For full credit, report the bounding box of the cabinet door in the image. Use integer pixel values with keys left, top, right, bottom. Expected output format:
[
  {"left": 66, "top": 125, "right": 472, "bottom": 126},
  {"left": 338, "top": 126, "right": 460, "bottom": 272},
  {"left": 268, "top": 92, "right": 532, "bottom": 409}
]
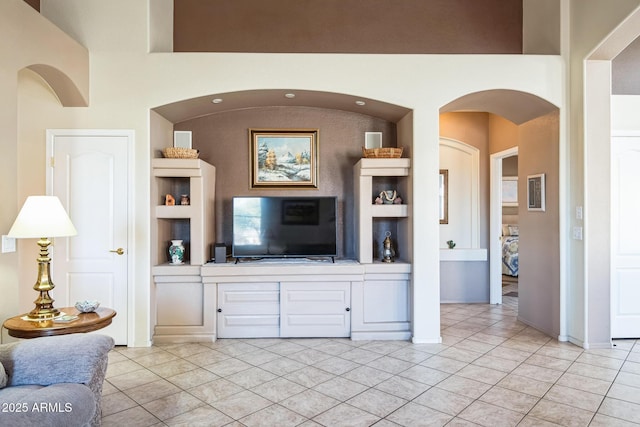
[
  {"left": 280, "top": 282, "right": 351, "bottom": 338},
  {"left": 351, "top": 279, "right": 411, "bottom": 340},
  {"left": 217, "top": 283, "right": 280, "bottom": 338}
]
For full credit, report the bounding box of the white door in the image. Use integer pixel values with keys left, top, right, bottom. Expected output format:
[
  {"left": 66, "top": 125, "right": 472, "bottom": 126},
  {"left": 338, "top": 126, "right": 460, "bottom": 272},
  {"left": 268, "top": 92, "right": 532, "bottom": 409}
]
[
  {"left": 611, "top": 134, "right": 640, "bottom": 338},
  {"left": 47, "top": 130, "right": 131, "bottom": 345}
]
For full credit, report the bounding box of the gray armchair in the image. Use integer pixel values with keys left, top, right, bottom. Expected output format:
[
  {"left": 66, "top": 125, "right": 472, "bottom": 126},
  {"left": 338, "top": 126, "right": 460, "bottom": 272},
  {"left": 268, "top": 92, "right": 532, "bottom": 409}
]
[{"left": 0, "top": 334, "right": 114, "bottom": 427}]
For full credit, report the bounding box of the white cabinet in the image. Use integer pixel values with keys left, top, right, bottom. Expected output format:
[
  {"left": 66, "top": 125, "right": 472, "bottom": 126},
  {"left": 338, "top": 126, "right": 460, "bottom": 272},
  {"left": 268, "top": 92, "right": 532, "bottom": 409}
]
[
  {"left": 351, "top": 264, "right": 411, "bottom": 340},
  {"left": 152, "top": 267, "right": 216, "bottom": 343},
  {"left": 151, "top": 158, "right": 216, "bottom": 343},
  {"left": 217, "top": 283, "right": 280, "bottom": 338},
  {"left": 280, "top": 282, "right": 351, "bottom": 338}
]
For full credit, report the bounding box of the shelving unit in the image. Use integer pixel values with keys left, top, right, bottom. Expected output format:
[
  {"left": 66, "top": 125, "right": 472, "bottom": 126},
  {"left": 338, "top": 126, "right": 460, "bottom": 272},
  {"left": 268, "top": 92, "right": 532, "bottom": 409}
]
[
  {"left": 352, "top": 158, "right": 412, "bottom": 340},
  {"left": 151, "top": 158, "right": 216, "bottom": 343},
  {"left": 354, "top": 158, "right": 411, "bottom": 263}
]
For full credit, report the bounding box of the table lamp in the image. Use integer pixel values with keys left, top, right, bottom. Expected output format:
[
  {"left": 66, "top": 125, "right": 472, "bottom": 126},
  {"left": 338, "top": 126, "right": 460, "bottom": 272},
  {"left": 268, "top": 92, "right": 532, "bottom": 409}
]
[{"left": 8, "top": 196, "right": 77, "bottom": 320}]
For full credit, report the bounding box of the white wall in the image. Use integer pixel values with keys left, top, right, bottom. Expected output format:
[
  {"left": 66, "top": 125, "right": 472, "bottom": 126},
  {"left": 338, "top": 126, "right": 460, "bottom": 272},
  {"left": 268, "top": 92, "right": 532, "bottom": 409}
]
[{"left": 3, "top": 0, "right": 567, "bottom": 345}]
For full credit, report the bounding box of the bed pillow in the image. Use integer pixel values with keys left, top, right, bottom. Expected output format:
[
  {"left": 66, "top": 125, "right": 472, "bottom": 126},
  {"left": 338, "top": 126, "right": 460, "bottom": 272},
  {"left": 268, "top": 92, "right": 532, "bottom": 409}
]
[
  {"left": 0, "top": 360, "right": 7, "bottom": 389},
  {"left": 502, "top": 225, "right": 511, "bottom": 236},
  {"left": 508, "top": 225, "right": 519, "bottom": 236}
]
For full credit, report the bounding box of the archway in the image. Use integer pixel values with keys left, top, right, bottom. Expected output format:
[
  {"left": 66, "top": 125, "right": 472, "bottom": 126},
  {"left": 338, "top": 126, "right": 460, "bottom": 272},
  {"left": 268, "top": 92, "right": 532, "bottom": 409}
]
[{"left": 440, "top": 89, "right": 560, "bottom": 338}]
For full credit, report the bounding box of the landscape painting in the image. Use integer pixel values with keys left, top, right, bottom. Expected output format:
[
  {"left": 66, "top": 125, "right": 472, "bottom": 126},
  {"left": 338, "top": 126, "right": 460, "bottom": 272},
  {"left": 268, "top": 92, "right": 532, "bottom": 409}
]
[{"left": 250, "top": 129, "right": 318, "bottom": 188}]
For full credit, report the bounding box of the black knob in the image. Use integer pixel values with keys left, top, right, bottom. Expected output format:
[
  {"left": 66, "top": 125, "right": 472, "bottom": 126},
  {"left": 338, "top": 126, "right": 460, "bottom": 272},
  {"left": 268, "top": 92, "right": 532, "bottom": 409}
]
[
  {"left": 217, "top": 308, "right": 222, "bottom": 313},
  {"left": 345, "top": 307, "right": 350, "bottom": 312}
]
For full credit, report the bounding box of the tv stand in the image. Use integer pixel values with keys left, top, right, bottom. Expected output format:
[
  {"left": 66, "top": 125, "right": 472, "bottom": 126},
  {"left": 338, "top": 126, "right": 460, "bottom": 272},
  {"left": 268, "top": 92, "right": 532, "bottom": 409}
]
[{"left": 234, "top": 256, "right": 335, "bottom": 264}]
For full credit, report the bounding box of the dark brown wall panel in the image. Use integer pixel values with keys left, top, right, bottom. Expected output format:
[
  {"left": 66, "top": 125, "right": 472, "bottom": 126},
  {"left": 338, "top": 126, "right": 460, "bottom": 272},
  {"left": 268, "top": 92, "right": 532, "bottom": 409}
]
[{"left": 174, "top": 0, "right": 522, "bottom": 53}]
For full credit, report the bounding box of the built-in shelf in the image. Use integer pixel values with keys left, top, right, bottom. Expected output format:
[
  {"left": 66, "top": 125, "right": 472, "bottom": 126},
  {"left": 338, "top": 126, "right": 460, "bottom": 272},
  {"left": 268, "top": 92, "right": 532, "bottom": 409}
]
[
  {"left": 371, "top": 204, "right": 408, "bottom": 217},
  {"left": 155, "top": 205, "right": 197, "bottom": 218},
  {"left": 439, "top": 248, "right": 487, "bottom": 261}
]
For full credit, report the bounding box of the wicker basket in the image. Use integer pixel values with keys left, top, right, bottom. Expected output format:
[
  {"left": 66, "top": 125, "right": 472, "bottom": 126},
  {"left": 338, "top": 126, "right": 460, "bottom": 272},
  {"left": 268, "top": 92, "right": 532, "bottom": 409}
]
[
  {"left": 362, "top": 147, "right": 403, "bottom": 158},
  {"left": 163, "top": 147, "right": 199, "bottom": 159}
]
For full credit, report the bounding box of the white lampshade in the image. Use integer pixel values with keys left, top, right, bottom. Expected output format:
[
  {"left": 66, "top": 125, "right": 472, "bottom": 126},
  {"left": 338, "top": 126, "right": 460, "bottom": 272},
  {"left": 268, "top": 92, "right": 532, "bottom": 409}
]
[{"left": 8, "top": 196, "right": 77, "bottom": 238}]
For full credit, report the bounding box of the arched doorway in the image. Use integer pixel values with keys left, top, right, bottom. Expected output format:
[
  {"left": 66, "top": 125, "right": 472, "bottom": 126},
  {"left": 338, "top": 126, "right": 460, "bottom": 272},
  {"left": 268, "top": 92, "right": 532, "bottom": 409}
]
[{"left": 440, "top": 90, "right": 560, "bottom": 338}]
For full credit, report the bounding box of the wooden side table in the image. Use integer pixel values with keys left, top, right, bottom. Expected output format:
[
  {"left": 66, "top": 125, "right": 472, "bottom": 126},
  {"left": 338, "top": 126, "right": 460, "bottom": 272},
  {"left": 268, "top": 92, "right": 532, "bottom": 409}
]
[{"left": 3, "top": 307, "right": 116, "bottom": 339}]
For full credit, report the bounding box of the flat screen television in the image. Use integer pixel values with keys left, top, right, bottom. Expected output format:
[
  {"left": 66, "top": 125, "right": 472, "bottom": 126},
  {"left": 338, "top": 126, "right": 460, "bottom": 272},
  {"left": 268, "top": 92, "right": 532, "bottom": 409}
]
[{"left": 232, "top": 196, "right": 337, "bottom": 260}]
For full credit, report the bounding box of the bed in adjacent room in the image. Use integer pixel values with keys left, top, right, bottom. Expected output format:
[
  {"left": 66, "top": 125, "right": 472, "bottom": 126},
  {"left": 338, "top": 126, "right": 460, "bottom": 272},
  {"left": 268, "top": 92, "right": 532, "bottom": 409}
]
[{"left": 502, "top": 224, "right": 519, "bottom": 277}]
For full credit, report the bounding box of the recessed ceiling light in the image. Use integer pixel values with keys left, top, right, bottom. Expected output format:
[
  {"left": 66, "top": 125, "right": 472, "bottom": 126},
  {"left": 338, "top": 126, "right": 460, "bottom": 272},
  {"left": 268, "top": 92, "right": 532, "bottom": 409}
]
[
  {"left": 211, "top": 98, "right": 223, "bottom": 104},
  {"left": 285, "top": 93, "right": 296, "bottom": 99},
  {"left": 355, "top": 100, "right": 366, "bottom": 106}
]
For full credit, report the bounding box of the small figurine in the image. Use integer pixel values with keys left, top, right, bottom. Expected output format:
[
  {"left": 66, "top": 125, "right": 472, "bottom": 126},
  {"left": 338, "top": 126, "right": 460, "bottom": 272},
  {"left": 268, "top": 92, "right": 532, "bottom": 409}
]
[
  {"left": 374, "top": 196, "right": 383, "bottom": 205},
  {"left": 447, "top": 240, "right": 456, "bottom": 249},
  {"left": 180, "top": 194, "right": 190, "bottom": 205},
  {"left": 165, "top": 194, "right": 175, "bottom": 206},
  {"left": 382, "top": 231, "right": 396, "bottom": 263},
  {"left": 380, "top": 190, "right": 398, "bottom": 204}
]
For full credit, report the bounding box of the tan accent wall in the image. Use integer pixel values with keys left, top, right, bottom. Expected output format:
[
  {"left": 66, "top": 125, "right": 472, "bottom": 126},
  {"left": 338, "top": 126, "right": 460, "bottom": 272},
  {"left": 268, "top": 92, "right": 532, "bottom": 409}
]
[
  {"left": 175, "top": 107, "right": 396, "bottom": 259},
  {"left": 517, "top": 111, "right": 560, "bottom": 337}
]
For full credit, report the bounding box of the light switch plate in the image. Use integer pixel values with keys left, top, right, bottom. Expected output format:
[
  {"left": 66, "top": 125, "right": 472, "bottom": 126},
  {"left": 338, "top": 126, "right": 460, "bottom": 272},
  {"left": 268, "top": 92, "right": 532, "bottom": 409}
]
[
  {"left": 572, "top": 227, "right": 583, "bottom": 240},
  {"left": 2, "top": 235, "right": 16, "bottom": 253}
]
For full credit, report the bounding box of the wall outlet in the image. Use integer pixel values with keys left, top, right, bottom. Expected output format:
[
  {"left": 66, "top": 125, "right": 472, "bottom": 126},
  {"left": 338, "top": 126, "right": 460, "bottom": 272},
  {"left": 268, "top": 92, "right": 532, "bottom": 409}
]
[
  {"left": 572, "top": 226, "right": 583, "bottom": 240},
  {"left": 2, "top": 235, "right": 16, "bottom": 253}
]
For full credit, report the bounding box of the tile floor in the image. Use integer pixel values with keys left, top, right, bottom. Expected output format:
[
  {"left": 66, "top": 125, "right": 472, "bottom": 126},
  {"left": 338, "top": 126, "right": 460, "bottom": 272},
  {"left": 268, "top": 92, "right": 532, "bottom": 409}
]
[{"left": 102, "top": 294, "right": 640, "bottom": 426}]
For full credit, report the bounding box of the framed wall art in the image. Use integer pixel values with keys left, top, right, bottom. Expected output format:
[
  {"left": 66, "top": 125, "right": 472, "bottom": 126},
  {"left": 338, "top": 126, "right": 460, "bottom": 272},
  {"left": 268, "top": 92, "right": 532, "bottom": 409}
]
[
  {"left": 439, "top": 169, "right": 448, "bottom": 224},
  {"left": 502, "top": 176, "right": 518, "bottom": 206},
  {"left": 527, "top": 173, "right": 545, "bottom": 211},
  {"left": 249, "top": 129, "right": 319, "bottom": 189}
]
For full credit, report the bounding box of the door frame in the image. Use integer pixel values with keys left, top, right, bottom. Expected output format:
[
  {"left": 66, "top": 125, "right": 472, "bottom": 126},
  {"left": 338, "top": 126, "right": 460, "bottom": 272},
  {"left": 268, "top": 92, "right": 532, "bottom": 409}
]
[
  {"left": 46, "top": 129, "right": 135, "bottom": 346},
  {"left": 489, "top": 146, "right": 518, "bottom": 305}
]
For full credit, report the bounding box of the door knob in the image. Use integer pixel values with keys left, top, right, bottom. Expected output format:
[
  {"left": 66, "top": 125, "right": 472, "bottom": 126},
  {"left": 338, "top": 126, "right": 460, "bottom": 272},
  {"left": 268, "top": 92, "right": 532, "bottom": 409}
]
[{"left": 109, "top": 248, "right": 125, "bottom": 255}]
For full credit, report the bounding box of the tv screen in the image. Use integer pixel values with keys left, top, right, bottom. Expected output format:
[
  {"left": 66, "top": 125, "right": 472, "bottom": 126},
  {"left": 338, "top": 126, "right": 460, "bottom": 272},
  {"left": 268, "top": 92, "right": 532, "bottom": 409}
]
[{"left": 232, "top": 196, "right": 337, "bottom": 259}]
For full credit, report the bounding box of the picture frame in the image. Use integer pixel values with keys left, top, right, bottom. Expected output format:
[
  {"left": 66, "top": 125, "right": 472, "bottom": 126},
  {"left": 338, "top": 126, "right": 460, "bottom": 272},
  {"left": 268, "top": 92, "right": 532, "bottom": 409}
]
[
  {"left": 502, "top": 176, "right": 518, "bottom": 206},
  {"left": 527, "top": 173, "right": 546, "bottom": 211},
  {"left": 249, "top": 129, "right": 318, "bottom": 189},
  {"left": 173, "top": 130, "right": 192, "bottom": 149},
  {"left": 439, "top": 169, "right": 448, "bottom": 224}
]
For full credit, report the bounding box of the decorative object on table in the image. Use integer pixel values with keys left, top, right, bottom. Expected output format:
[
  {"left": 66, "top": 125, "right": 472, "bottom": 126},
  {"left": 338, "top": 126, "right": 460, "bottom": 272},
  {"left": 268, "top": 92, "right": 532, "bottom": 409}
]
[
  {"left": 75, "top": 300, "right": 100, "bottom": 313},
  {"left": 527, "top": 173, "right": 546, "bottom": 211},
  {"left": 382, "top": 231, "right": 396, "bottom": 263},
  {"left": 362, "top": 146, "right": 403, "bottom": 158},
  {"left": 53, "top": 314, "right": 79, "bottom": 323},
  {"left": 165, "top": 194, "right": 175, "bottom": 206},
  {"left": 169, "top": 239, "right": 185, "bottom": 264},
  {"left": 447, "top": 240, "right": 456, "bottom": 249},
  {"left": 249, "top": 128, "right": 319, "bottom": 188},
  {"left": 439, "top": 169, "right": 449, "bottom": 224},
  {"left": 180, "top": 194, "right": 190, "bottom": 205},
  {"left": 374, "top": 196, "right": 383, "bottom": 204},
  {"left": 162, "top": 147, "right": 199, "bottom": 159},
  {"left": 379, "top": 190, "right": 402, "bottom": 204},
  {"left": 7, "top": 196, "right": 77, "bottom": 320}
]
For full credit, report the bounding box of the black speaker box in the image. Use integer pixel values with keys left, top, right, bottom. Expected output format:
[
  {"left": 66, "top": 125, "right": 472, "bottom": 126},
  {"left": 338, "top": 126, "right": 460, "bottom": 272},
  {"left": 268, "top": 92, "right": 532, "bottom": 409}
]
[{"left": 214, "top": 243, "right": 227, "bottom": 263}]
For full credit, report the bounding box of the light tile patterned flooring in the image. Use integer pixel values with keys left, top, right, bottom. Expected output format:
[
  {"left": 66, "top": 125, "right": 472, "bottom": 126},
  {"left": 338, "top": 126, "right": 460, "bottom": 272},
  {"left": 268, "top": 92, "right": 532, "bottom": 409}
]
[{"left": 102, "top": 295, "right": 640, "bottom": 426}]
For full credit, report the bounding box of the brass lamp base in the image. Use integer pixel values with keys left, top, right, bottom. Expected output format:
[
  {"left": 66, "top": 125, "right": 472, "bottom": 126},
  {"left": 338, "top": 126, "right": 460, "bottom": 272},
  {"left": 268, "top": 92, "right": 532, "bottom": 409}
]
[{"left": 25, "top": 237, "right": 60, "bottom": 320}]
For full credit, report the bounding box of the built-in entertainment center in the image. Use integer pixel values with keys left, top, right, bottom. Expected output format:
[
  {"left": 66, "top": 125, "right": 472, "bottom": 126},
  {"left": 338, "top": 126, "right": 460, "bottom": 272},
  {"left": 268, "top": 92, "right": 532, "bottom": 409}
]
[{"left": 151, "top": 156, "right": 411, "bottom": 343}]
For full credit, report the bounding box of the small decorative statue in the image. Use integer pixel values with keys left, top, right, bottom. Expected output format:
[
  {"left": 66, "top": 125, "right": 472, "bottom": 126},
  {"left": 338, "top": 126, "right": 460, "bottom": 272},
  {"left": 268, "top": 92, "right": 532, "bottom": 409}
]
[
  {"left": 446, "top": 240, "right": 456, "bottom": 249},
  {"left": 382, "top": 231, "right": 396, "bottom": 263},
  {"left": 379, "top": 190, "right": 397, "bottom": 204},
  {"left": 165, "top": 194, "right": 175, "bottom": 206},
  {"left": 180, "top": 194, "right": 190, "bottom": 205}
]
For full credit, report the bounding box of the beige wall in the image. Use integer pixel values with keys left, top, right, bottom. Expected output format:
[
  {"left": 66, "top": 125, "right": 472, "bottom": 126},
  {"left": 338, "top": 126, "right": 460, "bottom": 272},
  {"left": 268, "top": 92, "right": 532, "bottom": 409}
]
[
  {"left": 2, "top": 0, "right": 571, "bottom": 345},
  {"left": 518, "top": 111, "right": 561, "bottom": 337}
]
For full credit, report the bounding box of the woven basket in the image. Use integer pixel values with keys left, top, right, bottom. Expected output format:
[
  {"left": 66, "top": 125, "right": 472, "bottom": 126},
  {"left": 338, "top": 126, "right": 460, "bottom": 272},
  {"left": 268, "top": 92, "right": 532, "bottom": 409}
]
[
  {"left": 362, "top": 147, "right": 403, "bottom": 158},
  {"left": 163, "top": 147, "right": 199, "bottom": 159}
]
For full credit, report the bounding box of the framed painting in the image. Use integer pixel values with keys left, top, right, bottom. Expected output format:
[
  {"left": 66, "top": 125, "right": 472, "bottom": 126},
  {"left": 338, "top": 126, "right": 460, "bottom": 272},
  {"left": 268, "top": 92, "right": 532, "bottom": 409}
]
[
  {"left": 249, "top": 129, "right": 318, "bottom": 189},
  {"left": 502, "top": 176, "right": 518, "bottom": 206},
  {"left": 527, "top": 173, "right": 545, "bottom": 211},
  {"left": 439, "top": 169, "right": 448, "bottom": 224}
]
